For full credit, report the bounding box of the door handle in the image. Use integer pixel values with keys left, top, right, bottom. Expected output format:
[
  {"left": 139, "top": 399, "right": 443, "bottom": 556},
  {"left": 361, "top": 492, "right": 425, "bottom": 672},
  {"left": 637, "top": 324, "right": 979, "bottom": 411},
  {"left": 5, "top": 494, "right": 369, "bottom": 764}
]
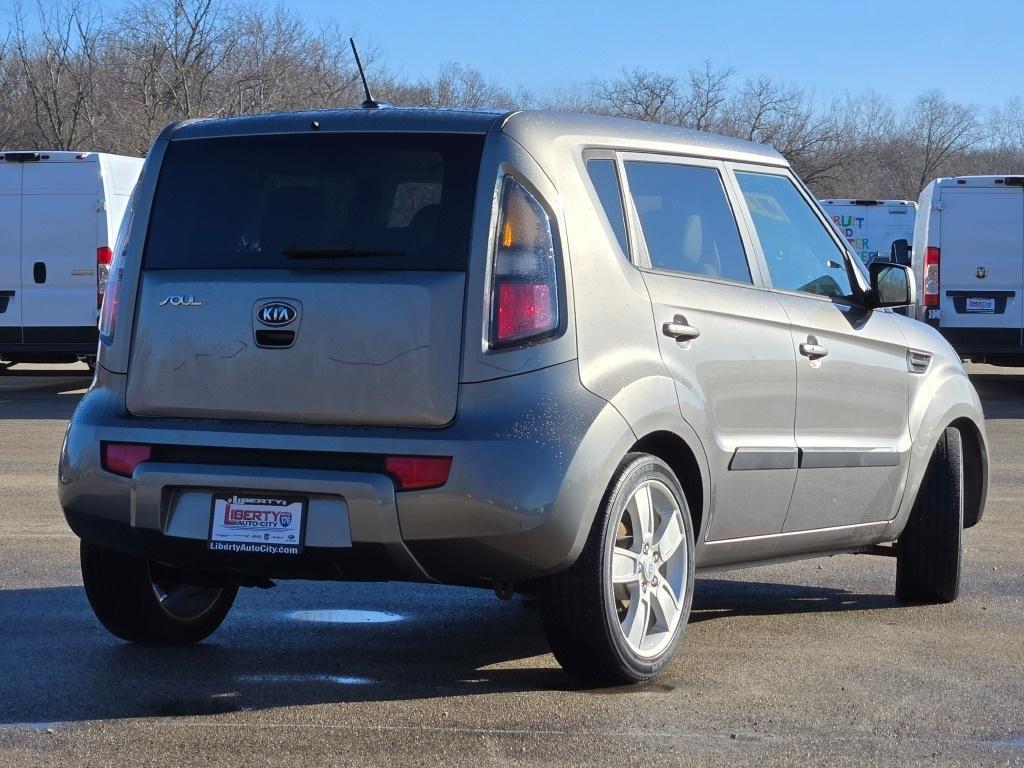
[
  {"left": 33, "top": 262, "right": 46, "bottom": 284},
  {"left": 662, "top": 316, "right": 701, "bottom": 342},
  {"left": 799, "top": 341, "right": 828, "bottom": 359}
]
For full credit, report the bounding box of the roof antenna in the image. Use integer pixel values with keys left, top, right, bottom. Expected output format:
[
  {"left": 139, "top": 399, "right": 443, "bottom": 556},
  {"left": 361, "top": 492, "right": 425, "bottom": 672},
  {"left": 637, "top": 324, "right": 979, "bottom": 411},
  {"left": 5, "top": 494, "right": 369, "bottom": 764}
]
[{"left": 350, "top": 38, "right": 381, "bottom": 109}]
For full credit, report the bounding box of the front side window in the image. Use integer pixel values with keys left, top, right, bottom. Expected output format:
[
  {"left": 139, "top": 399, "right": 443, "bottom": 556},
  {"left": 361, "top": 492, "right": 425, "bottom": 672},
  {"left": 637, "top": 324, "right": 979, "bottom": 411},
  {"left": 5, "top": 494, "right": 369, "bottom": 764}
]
[
  {"left": 623, "top": 161, "right": 752, "bottom": 284},
  {"left": 735, "top": 172, "right": 856, "bottom": 300}
]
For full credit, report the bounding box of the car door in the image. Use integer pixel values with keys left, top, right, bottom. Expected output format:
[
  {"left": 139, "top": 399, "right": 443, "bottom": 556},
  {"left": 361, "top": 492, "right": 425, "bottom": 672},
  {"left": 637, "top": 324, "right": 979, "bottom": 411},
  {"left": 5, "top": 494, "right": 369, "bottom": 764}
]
[
  {"left": 0, "top": 163, "right": 22, "bottom": 344},
  {"left": 937, "top": 184, "right": 1024, "bottom": 352},
  {"left": 20, "top": 160, "right": 101, "bottom": 333},
  {"left": 730, "top": 165, "right": 911, "bottom": 532},
  {"left": 618, "top": 153, "right": 798, "bottom": 542}
]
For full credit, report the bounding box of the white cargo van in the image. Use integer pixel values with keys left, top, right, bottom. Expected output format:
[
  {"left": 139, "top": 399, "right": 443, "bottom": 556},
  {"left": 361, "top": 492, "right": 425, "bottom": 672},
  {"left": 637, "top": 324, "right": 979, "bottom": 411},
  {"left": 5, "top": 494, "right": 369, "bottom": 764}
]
[
  {"left": 818, "top": 199, "right": 917, "bottom": 265},
  {"left": 912, "top": 175, "right": 1024, "bottom": 365},
  {"left": 0, "top": 151, "right": 143, "bottom": 366}
]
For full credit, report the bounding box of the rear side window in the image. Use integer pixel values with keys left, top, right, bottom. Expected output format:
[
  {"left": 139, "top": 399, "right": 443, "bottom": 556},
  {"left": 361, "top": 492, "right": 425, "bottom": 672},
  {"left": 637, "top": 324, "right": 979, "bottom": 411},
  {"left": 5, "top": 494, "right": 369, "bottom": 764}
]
[
  {"left": 585, "top": 159, "right": 629, "bottom": 255},
  {"left": 735, "top": 172, "right": 856, "bottom": 300},
  {"left": 144, "top": 133, "right": 484, "bottom": 271},
  {"left": 623, "top": 162, "right": 751, "bottom": 284}
]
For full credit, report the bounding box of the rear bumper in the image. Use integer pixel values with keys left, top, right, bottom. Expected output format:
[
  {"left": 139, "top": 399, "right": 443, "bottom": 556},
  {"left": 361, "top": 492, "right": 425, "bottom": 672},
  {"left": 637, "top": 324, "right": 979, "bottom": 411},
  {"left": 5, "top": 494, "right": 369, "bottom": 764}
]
[
  {"left": 936, "top": 326, "right": 1024, "bottom": 362},
  {"left": 0, "top": 325, "right": 98, "bottom": 360},
  {"left": 59, "top": 360, "right": 635, "bottom": 585}
]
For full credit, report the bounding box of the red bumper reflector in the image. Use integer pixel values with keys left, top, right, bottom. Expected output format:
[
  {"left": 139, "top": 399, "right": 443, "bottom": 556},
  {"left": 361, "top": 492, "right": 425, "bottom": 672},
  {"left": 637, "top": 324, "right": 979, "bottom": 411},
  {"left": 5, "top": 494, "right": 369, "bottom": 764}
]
[
  {"left": 102, "top": 443, "right": 152, "bottom": 477},
  {"left": 384, "top": 456, "right": 452, "bottom": 491}
]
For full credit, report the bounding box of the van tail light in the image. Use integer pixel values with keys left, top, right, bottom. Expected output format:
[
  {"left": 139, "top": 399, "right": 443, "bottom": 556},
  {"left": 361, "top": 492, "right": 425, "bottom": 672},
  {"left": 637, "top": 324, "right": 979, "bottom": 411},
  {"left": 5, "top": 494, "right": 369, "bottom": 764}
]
[
  {"left": 96, "top": 246, "right": 112, "bottom": 310},
  {"left": 923, "top": 246, "right": 940, "bottom": 307},
  {"left": 385, "top": 456, "right": 452, "bottom": 491},
  {"left": 102, "top": 442, "right": 152, "bottom": 477},
  {"left": 488, "top": 177, "right": 560, "bottom": 348}
]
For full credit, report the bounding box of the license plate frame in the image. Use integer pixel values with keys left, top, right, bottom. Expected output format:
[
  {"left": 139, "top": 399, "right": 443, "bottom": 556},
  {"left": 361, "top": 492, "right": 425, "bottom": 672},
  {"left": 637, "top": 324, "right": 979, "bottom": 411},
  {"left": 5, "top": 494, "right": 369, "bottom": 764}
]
[
  {"left": 208, "top": 493, "right": 307, "bottom": 555},
  {"left": 965, "top": 297, "right": 996, "bottom": 313}
]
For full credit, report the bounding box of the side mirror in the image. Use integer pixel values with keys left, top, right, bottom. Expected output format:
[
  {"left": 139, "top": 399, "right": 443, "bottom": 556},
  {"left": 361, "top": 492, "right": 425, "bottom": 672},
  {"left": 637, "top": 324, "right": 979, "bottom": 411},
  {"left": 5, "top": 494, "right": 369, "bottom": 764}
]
[
  {"left": 870, "top": 262, "right": 915, "bottom": 308},
  {"left": 890, "top": 238, "right": 911, "bottom": 266}
]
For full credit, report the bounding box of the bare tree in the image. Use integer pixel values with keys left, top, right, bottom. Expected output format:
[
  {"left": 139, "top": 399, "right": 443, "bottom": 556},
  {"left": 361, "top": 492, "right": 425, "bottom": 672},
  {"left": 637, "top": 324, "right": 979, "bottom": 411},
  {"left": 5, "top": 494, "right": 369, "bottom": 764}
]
[
  {"left": 902, "top": 90, "right": 985, "bottom": 191},
  {"left": 2, "top": 0, "right": 1022, "bottom": 204},
  {"left": 684, "top": 60, "right": 733, "bottom": 132},
  {"left": 385, "top": 62, "right": 526, "bottom": 110},
  {"left": 11, "top": 0, "right": 102, "bottom": 149},
  {"left": 593, "top": 68, "right": 684, "bottom": 123}
]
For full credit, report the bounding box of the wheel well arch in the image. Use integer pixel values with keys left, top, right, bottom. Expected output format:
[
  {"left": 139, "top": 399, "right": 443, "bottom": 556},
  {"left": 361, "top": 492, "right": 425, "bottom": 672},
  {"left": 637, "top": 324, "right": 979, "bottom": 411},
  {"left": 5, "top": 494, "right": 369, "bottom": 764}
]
[
  {"left": 630, "top": 430, "right": 705, "bottom": 540},
  {"left": 949, "top": 417, "right": 986, "bottom": 528}
]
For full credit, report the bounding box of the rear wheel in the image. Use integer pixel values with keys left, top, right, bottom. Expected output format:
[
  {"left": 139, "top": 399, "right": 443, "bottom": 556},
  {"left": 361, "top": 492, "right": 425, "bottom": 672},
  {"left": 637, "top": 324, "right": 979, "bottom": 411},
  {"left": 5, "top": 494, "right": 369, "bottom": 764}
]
[
  {"left": 80, "top": 541, "right": 237, "bottom": 644},
  {"left": 541, "top": 453, "right": 695, "bottom": 684},
  {"left": 896, "top": 427, "right": 963, "bottom": 604}
]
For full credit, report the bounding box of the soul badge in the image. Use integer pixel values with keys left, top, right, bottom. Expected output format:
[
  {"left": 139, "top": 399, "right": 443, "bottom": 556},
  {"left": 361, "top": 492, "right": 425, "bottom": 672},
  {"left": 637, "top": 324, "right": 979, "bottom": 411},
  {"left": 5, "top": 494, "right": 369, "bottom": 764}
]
[{"left": 208, "top": 494, "right": 305, "bottom": 555}]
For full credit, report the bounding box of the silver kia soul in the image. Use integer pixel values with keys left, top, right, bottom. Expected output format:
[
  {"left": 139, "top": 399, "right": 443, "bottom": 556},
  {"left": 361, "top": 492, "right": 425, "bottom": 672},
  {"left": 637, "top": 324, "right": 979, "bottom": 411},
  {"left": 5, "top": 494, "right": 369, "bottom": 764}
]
[{"left": 60, "top": 108, "right": 989, "bottom": 683}]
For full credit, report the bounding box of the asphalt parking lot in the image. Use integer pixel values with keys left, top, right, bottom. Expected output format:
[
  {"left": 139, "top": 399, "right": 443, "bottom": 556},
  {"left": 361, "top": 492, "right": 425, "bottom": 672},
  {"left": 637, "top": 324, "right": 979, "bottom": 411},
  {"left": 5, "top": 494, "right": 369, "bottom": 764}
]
[{"left": 0, "top": 365, "right": 1021, "bottom": 767}]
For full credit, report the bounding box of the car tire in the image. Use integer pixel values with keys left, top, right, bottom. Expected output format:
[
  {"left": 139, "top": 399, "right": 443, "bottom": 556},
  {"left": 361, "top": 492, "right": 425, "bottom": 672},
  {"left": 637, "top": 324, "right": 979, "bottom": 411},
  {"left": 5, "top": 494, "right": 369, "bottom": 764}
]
[
  {"left": 896, "top": 427, "right": 963, "bottom": 604},
  {"left": 80, "top": 541, "right": 238, "bottom": 645},
  {"left": 540, "top": 453, "right": 695, "bottom": 685}
]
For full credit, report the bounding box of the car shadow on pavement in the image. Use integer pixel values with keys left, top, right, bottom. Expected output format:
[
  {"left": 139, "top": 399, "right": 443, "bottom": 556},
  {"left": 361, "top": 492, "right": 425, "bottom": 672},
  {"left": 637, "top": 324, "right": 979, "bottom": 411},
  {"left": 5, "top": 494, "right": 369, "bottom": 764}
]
[
  {"left": 0, "top": 582, "right": 563, "bottom": 725},
  {"left": 0, "top": 380, "right": 86, "bottom": 421},
  {"left": 689, "top": 578, "right": 895, "bottom": 622},
  {"left": 0, "top": 576, "right": 898, "bottom": 724}
]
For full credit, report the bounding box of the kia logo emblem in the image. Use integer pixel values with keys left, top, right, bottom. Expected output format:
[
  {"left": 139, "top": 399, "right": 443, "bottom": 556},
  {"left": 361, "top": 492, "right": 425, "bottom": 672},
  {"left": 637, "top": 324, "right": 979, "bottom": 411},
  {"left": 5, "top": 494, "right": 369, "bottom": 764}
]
[{"left": 256, "top": 302, "right": 297, "bottom": 326}]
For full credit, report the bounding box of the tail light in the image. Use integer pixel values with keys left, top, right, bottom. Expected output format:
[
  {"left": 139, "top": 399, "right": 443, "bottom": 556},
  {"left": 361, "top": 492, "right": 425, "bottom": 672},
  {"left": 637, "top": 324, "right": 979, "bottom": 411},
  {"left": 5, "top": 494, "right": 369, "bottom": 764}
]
[
  {"left": 99, "top": 188, "right": 137, "bottom": 340},
  {"left": 487, "top": 177, "right": 559, "bottom": 348},
  {"left": 96, "top": 246, "right": 112, "bottom": 310},
  {"left": 923, "top": 246, "right": 940, "bottom": 307},
  {"left": 98, "top": 250, "right": 122, "bottom": 339},
  {"left": 384, "top": 456, "right": 452, "bottom": 491},
  {"left": 102, "top": 442, "right": 152, "bottom": 477}
]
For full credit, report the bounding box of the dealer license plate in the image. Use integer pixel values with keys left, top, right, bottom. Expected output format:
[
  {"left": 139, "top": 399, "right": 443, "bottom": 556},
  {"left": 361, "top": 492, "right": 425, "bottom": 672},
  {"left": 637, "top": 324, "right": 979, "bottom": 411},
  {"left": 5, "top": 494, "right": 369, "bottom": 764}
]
[
  {"left": 208, "top": 494, "right": 306, "bottom": 555},
  {"left": 965, "top": 297, "right": 995, "bottom": 313}
]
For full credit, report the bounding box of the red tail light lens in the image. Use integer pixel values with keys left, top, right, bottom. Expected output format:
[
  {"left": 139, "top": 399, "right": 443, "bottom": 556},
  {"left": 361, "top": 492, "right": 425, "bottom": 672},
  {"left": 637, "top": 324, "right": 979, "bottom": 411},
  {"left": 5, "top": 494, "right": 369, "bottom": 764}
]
[
  {"left": 96, "top": 246, "right": 112, "bottom": 310},
  {"left": 102, "top": 443, "right": 152, "bottom": 477},
  {"left": 497, "top": 282, "right": 554, "bottom": 342},
  {"left": 384, "top": 456, "right": 452, "bottom": 491},
  {"left": 488, "top": 177, "right": 559, "bottom": 348},
  {"left": 923, "top": 246, "right": 940, "bottom": 307}
]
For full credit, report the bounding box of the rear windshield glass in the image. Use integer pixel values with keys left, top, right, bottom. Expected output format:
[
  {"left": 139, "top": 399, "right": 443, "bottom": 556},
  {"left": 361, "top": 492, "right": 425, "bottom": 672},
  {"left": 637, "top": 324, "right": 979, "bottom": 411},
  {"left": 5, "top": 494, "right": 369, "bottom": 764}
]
[{"left": 144, "top": 133, "right": 485, "bottom": 271}]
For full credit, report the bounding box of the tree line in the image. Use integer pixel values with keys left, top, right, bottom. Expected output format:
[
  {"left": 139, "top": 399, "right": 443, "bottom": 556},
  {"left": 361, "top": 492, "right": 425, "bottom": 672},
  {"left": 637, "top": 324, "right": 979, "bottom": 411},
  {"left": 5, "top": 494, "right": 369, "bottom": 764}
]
[{"left": 3, "top": 0, "right": 1022, "bottom": 199}]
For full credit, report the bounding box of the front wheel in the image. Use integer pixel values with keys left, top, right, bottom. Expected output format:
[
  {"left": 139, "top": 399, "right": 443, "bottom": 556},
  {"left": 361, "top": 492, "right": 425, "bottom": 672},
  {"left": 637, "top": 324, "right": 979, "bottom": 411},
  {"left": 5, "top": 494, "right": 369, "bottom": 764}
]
[
  {"left": 541, "top": 453, "right": 696, "bottom": 684},
  {"left": 81, "top": 541, "right": 238, "bottom": 645},
  {"left": 896, "top": 427, "right": 963, "bottom": 604}
]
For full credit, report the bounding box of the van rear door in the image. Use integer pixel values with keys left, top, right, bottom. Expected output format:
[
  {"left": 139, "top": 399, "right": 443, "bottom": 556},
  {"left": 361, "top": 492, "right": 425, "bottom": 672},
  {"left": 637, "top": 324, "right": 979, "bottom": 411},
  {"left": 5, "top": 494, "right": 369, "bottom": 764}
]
[
  {"left": 938, "top": 183, "right": 1024, "bottom": 351},
  {"left": 0, "top": 163, "right": 22, "bottom": 344},
  {"left": 20, "top": 158, "right": 101, "bottom": 337},
  {"left": 125, "top": 132, "right": 483, "bottom": 427}
]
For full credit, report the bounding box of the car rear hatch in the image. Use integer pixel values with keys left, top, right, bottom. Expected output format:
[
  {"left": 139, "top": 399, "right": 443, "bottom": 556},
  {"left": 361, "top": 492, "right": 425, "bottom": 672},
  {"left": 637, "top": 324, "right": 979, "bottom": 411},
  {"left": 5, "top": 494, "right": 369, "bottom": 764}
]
[{"left": 125, "top": 132, "right": 484, "bottom": 427}]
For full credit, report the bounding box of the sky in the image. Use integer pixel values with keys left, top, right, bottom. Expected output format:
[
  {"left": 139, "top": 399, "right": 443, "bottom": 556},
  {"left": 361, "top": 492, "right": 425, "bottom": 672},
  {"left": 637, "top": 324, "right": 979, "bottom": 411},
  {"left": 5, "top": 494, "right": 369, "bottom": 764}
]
[{"left": 300, "top": 0, "right": 1024, "bottom": 109}]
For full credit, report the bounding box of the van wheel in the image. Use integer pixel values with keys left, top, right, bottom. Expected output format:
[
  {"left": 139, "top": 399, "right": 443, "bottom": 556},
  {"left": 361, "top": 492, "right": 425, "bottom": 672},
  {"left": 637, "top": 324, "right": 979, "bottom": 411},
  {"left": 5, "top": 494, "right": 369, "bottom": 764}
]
[
  {"left": 896, "top": 427, "right": 963, "bottom": 604},
  {"left": 541, "top": 453, "right": 695, "bottom": 684},
  {"left": 80, "top": 541, "right": 237, "bottom": 645}
]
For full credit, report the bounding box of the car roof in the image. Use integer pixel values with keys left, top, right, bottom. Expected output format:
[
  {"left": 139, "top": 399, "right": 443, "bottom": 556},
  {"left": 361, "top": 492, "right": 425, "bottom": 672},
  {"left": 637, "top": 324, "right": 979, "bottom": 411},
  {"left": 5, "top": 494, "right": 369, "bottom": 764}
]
[
  {"left": 167, "top": 107, "right": 785, "bottom": 165},
  {"left": 930, "top": 175, "right": 1024, "bottom": 189},
  {"left": 502, "top": 111, "right": 786, "bottom": 166},
  {"left": 819, "top": 199, "right": 917, "bottom": 207}
]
